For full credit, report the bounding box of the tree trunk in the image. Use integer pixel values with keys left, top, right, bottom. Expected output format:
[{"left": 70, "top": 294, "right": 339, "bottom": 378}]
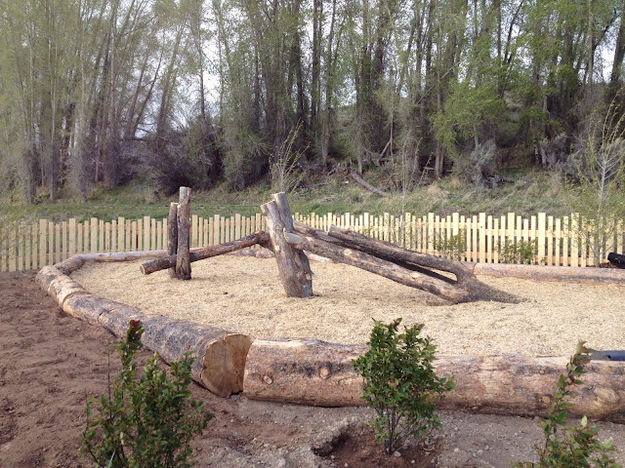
[
  {"left": 261, "top": 192, "right": 313, "bottom": 297},
  {"left": 36, "top": 265, "right": 88, "bottom": 307},
  {"left": 243, "top": 338, "right": 367, "bottom": 406},
  {"left": 176, "top": 187, "right": 191, "bottom": 280},
  {"left": 139, "top": 315, "right": 252, "bottom": 397},
  {"left": 140, "top": 232, "right": 272, "bottom": 275},
  {"left": 243, "top": 338, "right": 625, "bottom": 422},
  {"left": 292, "top": 224, "right": 519, "bottom": 303},
  {"left": 168, "top": 202, "right": 179, "bottom": 278}
]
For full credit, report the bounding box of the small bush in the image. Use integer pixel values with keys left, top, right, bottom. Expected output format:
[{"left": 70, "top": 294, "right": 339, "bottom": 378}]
[
  {"left": 81, "top": 320, "right": 212, "bottom": 467},
  {"left": 352, "top": 318, "right": 454, "bottom": 455},
  {"left": 499, "top": 239, "right": 537, "bottom": 264},
  {"left": 434, "top": 229, "right": 467, "bottom": 260},
  {"left": 514, "top": 341, "right": 621, "bottom": 468}
]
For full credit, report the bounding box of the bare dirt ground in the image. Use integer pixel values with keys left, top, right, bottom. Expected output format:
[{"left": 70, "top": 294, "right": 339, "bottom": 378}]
[
  {"left": 2, "top": 269, "right": 625, "bottom": 467},
  {"left": 72, "top": 255, "right": 625, "bottom": 356}
]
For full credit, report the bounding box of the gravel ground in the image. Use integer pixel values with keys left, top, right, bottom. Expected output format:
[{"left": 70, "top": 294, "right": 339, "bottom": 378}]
[{"left": 72, "top": 255, "right": 625, "bottom": 356}]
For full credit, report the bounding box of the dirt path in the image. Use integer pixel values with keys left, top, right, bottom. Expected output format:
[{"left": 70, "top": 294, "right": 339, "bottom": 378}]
[{"left": 2, "top": 272, "right": 625, "bottom": 467}]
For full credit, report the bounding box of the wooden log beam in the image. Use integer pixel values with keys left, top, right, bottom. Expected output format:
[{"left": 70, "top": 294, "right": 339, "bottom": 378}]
[
  {"left": 140, "top": 232, "right": 272, "bottom": 275},
  {"left": 168, "top": 202, "right": 179, "bottom": 278},
  {"left": 35, "top": 265, "right": 89, "bottom": 306},
  {"left": 300, "top": 224, "right": 519, "bottom": 303},
  {"left": 261, "top": 193, "right": 313, "bottom": 297},
  {"left": 176, "top": 187, "right": 192, "bottom": 280},
  {"left": 470, "top": 262, "right": 625, "bottom": 285},
  {"left": 289, "top": 231, "right": 471, "bottom": 303},
  {"left": 243, "top": 338, "right": 625, "bottom": 422}
]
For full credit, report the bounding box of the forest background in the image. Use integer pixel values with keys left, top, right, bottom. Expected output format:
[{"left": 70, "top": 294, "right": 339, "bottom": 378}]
[{"left": 1, "top": 0, "right": 625, "bottom": 221}]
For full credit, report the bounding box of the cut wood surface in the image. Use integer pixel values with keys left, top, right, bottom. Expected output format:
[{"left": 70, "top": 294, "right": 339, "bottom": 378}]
[
  {"left": 140, "top": 316, "right": 252, "bottom": 397},
  {"left": 243, "top": 338, "right": 367, "bottom": 406},
  {"left": 176, "top": 186, "right": 192, "bottom": 280},
  {"left": 261, "top": 193, "right": 313, "bottom": 297},
  {"left": 470, "top": 262, "right": 625, "bottom": 284},
  {"left": 140, "top": 232, "right": 272, "bottom": 275},
  {"left": 243, "top": 339, "right": 625, "bottom": 422}
]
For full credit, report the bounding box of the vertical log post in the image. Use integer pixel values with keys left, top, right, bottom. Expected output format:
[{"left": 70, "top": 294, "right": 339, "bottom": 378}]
[
  {"left": 167, "top": 202, "right": 179, "bottom": 278},
  {"left": 261, "top": 192, "right": 313, "bottom": 297},
  {"left": 176, "top": 187, "right": 192, "bottom": 280}
]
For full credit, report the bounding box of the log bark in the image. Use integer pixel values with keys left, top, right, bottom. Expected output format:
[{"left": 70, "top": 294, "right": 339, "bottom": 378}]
[
  {"left": 261, "top": 193, "right": 313, "bottom": 297},
  {"left": 243, "top": 339, "right": 625, "bottom": 422},
  {"left": 288, "top": 224, "right": 516, "bottom": 303},
  {"left": 139, "top": 315, "right": 252, "bottom": 397},
  {"left": 54, "top": 251, "right": 166, "bottom": 275},
  {"left": 470, "top": 262, "right": 625, "bottom": 285},
  {"left": 168, "top": 202, "right": 179, "bottom": 278},
  {"left": 140, "top": 232, "right": 272, "bottom": 275},
  {"left": 243, "top": 338, "right": 367, "bottom": 406},
  {"left": 35, "top": 265, "right": 88, "bottom": 306},
  {"left": 323, "top": 225, "right": 519, "bottom": 303},
  {"left": 176, "top": 187, "right": 191, "bottom": 280}
]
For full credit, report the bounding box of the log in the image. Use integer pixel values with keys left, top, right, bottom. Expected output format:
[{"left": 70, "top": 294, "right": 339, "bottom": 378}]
[
  {"left": 261, "top": 193, "right": 313, "bottom": 297},
  {"left": 470, "top": 262, "right": 625, "bottom": 285},
  {"left": 243, "top": 339, "right": 625, "bottom": 422},
  {"left": 35, "top": 265, "right": 88, "bottom": 306},
  {"left": 140, "top": 232, "right": 272, "bottom": 275},
  {"left": 168, "top": 202, "right": 179, "bottom": 278},
  {"left": 55, "top": 251, "right": 166, "bottom": 275},
  {"left": 323, "top": 225, "right": 519, "bottom": 303},
  {"left": 348, "top": 171, "right": 390, "bottom": 197},
  {"left": 243, "top": 338, "right": 368, "bottom": 406},
  {"left": 139, "top": 315, "right": 252, "bottom": 397},
  {"left": 176, "top": 187, "right": 191, "bottom": 280},
  {"left": 608, "top": 252, "right": 625, "bottom": 269}
]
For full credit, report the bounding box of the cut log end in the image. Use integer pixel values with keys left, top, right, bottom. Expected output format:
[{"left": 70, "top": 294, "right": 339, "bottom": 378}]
[{"left": 202, "top": 334, "right": 253, "bottom": 397}]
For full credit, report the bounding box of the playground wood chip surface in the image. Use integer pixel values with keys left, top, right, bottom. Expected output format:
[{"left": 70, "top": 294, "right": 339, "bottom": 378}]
[{"left": 71, "top": 255, "right": 625, "bottom": 357}]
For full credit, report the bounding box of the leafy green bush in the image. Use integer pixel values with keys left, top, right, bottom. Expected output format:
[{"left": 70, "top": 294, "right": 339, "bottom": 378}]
[
  {"left": 434, "top": 229, "right": 467, "bottom": 260},
  {"left": 500, "top": 238, "right": 537, "bottom": 264},
  {"left": 352, "top": 318, "right": 455, "bottom": 455},
  {"left": 81, "top": 320, "right": 212, "bottom": 467},
  {"left": 514, "top": 342, "right": 621, "bottom": 468}
]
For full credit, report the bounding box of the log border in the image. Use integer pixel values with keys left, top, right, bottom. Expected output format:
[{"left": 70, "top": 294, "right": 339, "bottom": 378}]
[{"left": 36, "top": 253, "right": 625, "bottom": 422}]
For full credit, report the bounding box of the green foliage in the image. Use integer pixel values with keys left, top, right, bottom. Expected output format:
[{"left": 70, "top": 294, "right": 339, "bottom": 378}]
[
  {"left": 513, "top": 342, "right": 621, "bottom": 468},
  {"left": 434, "top": 229, "right": 467, "bottom": 260},
  {"left": 499, "top": 239, "right": 537, "bottom": 264},
  {"left": 81, "top": 321, "right": 212, "bottom": 468},
  {"left": 352, "top": 318, "right": 455, "bottom": 455}
]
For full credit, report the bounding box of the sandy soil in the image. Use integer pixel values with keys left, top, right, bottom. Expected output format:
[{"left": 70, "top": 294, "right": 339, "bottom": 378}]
[
  {"left": 72, "top": 255, "right": 625, "bottom": 356},
  {"left": 3, "top": 271, "right": 625, "bottom": 468}
]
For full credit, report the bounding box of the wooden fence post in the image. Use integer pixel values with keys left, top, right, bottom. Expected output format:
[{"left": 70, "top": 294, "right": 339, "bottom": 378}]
[{"left": 176, "top": 187, "right": 192, "bottom": 280}]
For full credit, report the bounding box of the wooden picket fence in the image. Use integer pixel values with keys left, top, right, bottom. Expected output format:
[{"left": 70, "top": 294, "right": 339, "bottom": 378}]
[{"left": 1, "top": 212, "right": 624, "bottom": 272}]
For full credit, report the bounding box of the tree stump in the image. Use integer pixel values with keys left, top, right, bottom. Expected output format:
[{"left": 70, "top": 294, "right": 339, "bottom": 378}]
[
  {"left": 175, "top": 187, "right": 191, "bottom": 280},
  {"left": 260, "top": 192, "right": 313, "bottom": 297}
]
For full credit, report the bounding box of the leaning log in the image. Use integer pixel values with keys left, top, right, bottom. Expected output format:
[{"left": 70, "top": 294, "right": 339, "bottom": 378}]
[
  {"left": 288, "top": 224, "right": 516, "bottom": 303},
  {"left": 140, "top": 232, "right": 272, "bottom": 275},
  {"left": 168, "top": 202, "right": 179, "bottom": 278},
  {"left": 243, "top": 339, "right": 625, "bottom": 422},
  {"left": 176, "top": 187, "right": 192, "bottom": 280},
  {"left": 261, "top": 192, "right": 313, "bottom": 297},
  {"left": 323, "top": 225, "right": 519, "bottom": 303}
]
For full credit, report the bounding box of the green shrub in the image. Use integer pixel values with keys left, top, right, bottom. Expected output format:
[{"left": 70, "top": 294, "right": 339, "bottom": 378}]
[
  {"left": 352, "top": 318, "right": 454, "bottom": 455},
  {"left": 81, "top": 320, "right": 212, "bottom": 467},
  {"left": 434, "top": 229, "right": 467, "bottom": 260},
  {"left": 514, "top": 341, "right": 621, "bottom": 468},
  {"left": 500, "top": 238, "right": 537, "bottom": 264}
]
